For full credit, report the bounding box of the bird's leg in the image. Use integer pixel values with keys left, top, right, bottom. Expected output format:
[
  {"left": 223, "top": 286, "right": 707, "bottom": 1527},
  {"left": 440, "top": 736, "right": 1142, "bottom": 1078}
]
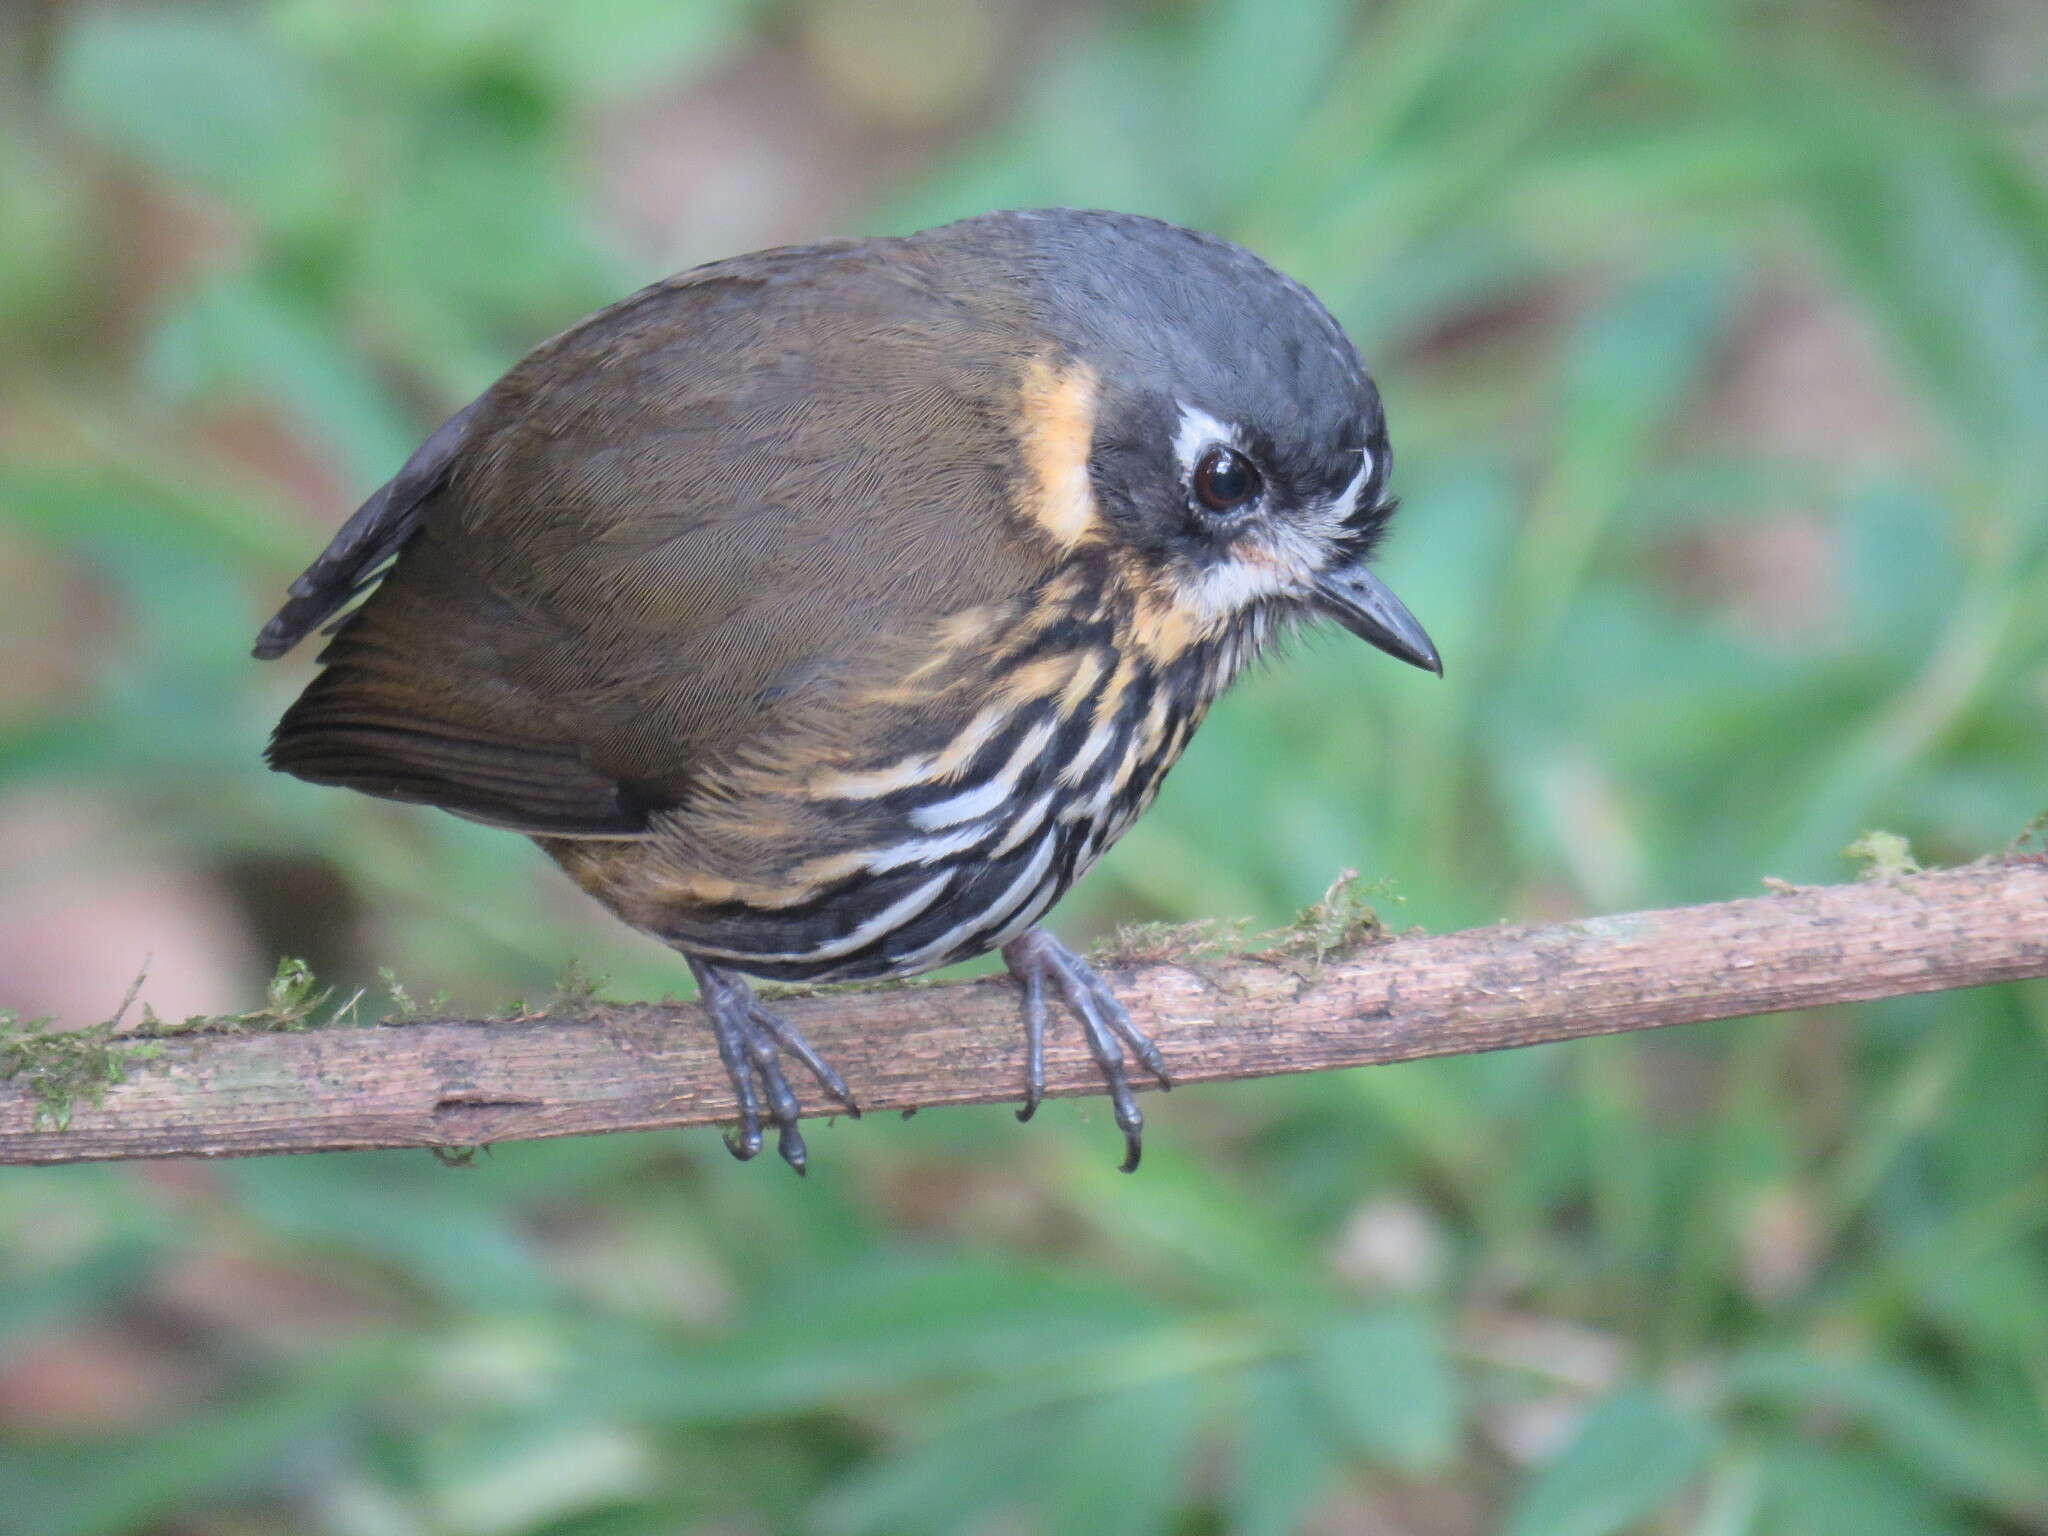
[
  {"left": 702, "top": 981, "right": 765, "bottom": 1163},
  {"left": 1000, "top": 928, "right": 1173, "bottom": 1173},
  {"left": 1013, "top": 956, "right": 1048, "bottom": 1124},
  {"left": 751, "top": 1010, "right": 859, "bottom": 1115},
  {"left": 686, "top": 958, "right": 861, "bottom": 1174}
]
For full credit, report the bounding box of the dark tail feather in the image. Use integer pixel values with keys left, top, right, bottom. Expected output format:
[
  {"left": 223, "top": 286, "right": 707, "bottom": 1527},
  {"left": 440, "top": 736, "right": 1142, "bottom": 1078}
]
[
  {"left": 253, "top": 397, "right": 483, "bottom": 660},
  {"left": 266, "top": 664, "right": 649, "bottom": 837}
]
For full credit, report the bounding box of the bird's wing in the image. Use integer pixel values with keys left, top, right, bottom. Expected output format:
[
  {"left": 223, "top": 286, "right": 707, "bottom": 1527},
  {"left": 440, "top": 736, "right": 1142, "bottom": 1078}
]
[
  {"left": 250, "top": 396, "right": 483, "bottom": 661},
  {"left": 260, "top": 242, "right": 1034, "bottom": 838}
]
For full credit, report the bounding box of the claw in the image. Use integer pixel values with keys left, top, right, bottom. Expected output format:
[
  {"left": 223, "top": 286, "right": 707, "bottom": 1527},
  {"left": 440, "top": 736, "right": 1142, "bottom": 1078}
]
[
  {"left": 777, "top": 1124, "right": 808, "bottom": 1174},
  {"left": 1090, "top": 974, "right": 1172, "bottom": 1091},
  {"left": 1001, "top": 928, "right": 1170, "bottom": 1168},
  {"left": 688, "top": 958, "right": 857, "bottom": 1172},
  {"left": 754, "top": 1004, "right": 862, "bottom": 1116}
]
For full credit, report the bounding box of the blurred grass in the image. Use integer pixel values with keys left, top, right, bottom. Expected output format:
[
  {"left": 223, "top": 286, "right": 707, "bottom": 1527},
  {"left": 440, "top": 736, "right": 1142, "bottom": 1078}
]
[{"left": 2, "top": 0, "right": 2046, "bottom": 1532}]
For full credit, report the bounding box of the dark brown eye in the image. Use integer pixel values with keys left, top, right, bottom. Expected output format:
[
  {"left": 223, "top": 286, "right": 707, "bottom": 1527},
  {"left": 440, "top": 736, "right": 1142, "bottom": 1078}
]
[{"left": 1193, "top": 445, "right": 1260, "bottom": 512}]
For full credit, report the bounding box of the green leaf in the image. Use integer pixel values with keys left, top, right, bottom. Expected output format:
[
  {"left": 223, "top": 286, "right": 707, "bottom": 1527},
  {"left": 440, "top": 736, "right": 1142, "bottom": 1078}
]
[
  {"left": 1841, "top": 480, "right": 1964, "bottom": 663},
  {"left": 1756, "top": 1446, "right": 1974, "bottom": 1536},
  {"left": 816, "top": 1412, "right": 1059, "bottom": 1536},
  {"left": 225, "top": 1153, "right": 558, "bottom": 1309},
  {"left": 1506, "top": 1388, "right": 1714, "bottom": 1536},
  {"left": 0, "top": 1349, "right": 396, "bottom": 1536},
  {"left": 1181, "top": 0, "right": 1352, "bottom": 207},
  {"left": 1229, "top": 1363, "right": 1342, "bottom": 1536},
  {"left": 1780, "top": 76, "right": 2048, "bottom": 465},
  {"left": 580, "top": 1256, "right": 1163, "bottom": 1424},
  {"left": 0, "top": 1241, "right": 159, "bottom": 1352},
  {"left": 1517, "top": 258, "right": 1741, "bottom": 647},
  {"left": 519, "top": 0, "right": 761, "bottom": 98},
  {"left": 1040, "top": 1376, "right": 1203, "bottom": 1536},
  {"left": 1724, "top": 1348, "right": 2048, "bottom": 1511},
  {"left": 54, "top": 9, "right": 335, "bottom": 218},
  {"left": 146, "top": 276, "right": 422, "bottom": 484},
  {"left": 1306, "top": 1307, "right": 1458, "bottom": 1469},
  {"left": 0, "top": 135, "right": 93, "bottom": 336},
  {"left": 1057, "top": 1142, "right": 1328, "bottom": 1305}
]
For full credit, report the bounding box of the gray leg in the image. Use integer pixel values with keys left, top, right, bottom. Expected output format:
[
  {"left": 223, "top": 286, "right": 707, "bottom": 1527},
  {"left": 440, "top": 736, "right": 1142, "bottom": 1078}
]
[
  {"left": 687, "top": 958, "right": 861, "bottom": 1174},
  {"left": 1000, "top": 928, "right": 1173, "bottom": 1172},
  {"left": 1013, "top": 956, "right": 1048, "bottom": 1123}
]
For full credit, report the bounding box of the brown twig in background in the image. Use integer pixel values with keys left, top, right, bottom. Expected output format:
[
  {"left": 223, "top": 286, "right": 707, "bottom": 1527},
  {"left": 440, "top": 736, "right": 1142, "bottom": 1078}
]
[{"left": 3, "top": 860, "right": 2044, "bottom": 1166}]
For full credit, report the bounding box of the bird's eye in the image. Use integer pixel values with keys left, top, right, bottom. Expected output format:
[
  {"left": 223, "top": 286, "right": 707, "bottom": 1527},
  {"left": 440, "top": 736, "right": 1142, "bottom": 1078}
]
[{"left": 1193, "top": 445, "right": 1260, "bottom": 512}]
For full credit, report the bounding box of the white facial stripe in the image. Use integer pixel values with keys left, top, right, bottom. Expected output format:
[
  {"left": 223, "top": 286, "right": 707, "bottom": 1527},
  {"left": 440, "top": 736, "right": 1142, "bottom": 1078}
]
[
  {"left": 1172, "top": 403, "right": 1239, "bottom": 476},
  {"left": 1176, "top": 407, "right": 1374, "bottom": 519},
  {"left": 1178, "top": 555, "right": 1295, "bottom": 618},
  {"left": 1165, "top": 414, "right": 1383, "bottom": 622},
  {"left": 1286, "top": 444, "right": 1376, "bottom": 548},
  {"left": 1333, "top": 447, "right": 1375, "bottom": 523}
]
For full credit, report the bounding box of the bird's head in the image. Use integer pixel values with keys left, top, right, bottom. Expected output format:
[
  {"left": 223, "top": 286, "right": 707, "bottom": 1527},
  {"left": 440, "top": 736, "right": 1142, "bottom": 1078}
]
[{"left": 981, "top": 208, "right": 1440, "bottom": 677}]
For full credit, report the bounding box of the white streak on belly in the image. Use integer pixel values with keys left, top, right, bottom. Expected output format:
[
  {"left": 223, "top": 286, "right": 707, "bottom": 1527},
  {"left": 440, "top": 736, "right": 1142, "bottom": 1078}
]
[
  {"left": 890, "top": 833, "right": 1058, "bottom": 972},
  {"left": 810, "top": 705, "right": 1008, "bottom": 799},
  {"left": 688, "top": 870, "right": 952, "bottom": 964},
  {"left": 1057, "top": 721, "right": 1118, "bottom": 786},
  {"left": 910, "top": 719, "right": 1057, "bottom": 829},
  {"left": 990, "top": 790, "right": 1056, "bottom": 855}
]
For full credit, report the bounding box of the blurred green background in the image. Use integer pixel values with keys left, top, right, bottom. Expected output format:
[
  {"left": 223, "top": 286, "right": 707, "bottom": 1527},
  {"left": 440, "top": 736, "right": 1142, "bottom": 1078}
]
[{"left": 3, "top": 0, "right": 2046, "bottom": 1531}]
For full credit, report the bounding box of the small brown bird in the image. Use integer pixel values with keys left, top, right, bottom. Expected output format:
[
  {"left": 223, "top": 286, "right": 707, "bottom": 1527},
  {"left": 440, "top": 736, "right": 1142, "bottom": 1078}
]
[{"left": 256, "top": 209, "right": 1438, "bottom": 1172}]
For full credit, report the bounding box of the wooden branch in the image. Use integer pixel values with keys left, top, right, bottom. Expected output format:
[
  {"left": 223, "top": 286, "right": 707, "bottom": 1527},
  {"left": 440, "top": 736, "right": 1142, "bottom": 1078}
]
[{"left": 4, "top": 861, "right": 2044, "bottom": 1166}]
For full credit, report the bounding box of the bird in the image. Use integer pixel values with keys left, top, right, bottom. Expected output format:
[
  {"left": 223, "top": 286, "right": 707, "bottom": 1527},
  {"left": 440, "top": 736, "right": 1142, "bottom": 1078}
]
[{"left": 253, "top": 208, "right": 1440, "bottom": 1174}]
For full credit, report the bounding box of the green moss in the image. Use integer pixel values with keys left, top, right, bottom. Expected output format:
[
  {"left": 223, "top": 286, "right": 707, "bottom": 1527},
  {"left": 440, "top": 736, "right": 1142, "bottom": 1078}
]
[
  {"left": 1843, "top": 830, "right": 1922, "bottom": 881},
  {"left": 140, "top": 956, "right": 340, "bottom": 1036},
  {"left": 243, "top": 956, "right": 331, "bottom": 1028},
  {"left": 378, "top": 967, "right": 449, "bottom": 1023},
  {"left": 494, "top": 958, "right": 617, "bottom": 1022},
  {"left": 1091, "top": 917, "right": 1254, "bottom": 969},
  {"left": 2011, "top": 810, "right": 2048, "bottom": 857},
  {"left": 1262, "top": 869, "right": 1398, "bottom": 970},
  {"left": 549, "top": 958, "right": 611, "bottom": 1015},
  {"left": 1086, "top": 871, "right": 1401, "bottom": 983},
  {"left": 0, "top": 1011, "right": 158, "bottom": 1131},
  {"left": 756, "top": 972, "right": 946, "bottom": 1004}
]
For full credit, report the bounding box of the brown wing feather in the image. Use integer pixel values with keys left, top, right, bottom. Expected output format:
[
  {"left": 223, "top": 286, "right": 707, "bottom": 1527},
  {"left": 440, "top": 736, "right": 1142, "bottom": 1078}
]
[
  {"left": 265, "top": 524, "right": 658, "bottom": 835},
  {"left": 260, "top": 236, "right": 1039, "bottom": 837}
]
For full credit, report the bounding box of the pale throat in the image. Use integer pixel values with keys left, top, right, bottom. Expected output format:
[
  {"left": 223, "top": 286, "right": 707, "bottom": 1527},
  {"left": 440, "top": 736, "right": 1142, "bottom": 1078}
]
[{"left": 1164, "top": 402, "right": 1377, "bottom": 627}]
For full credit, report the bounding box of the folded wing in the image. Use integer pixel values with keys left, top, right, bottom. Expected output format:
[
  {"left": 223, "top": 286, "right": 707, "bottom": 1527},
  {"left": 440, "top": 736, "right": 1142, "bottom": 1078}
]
[{"left": 256, "top": 245, "right": 1029, "bottom": 838}]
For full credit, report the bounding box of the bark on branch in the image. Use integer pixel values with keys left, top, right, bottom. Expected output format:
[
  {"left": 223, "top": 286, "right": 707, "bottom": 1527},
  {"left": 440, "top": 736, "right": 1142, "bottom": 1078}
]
[{"left": 4, "top": 861, "right": 2045, "bottom": 1166}]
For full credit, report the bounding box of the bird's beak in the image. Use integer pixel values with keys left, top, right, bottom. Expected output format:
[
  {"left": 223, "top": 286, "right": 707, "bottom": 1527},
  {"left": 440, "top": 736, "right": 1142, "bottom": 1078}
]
[{"left": 1313, "top": 563, "right": 1442, "bottom": 675}]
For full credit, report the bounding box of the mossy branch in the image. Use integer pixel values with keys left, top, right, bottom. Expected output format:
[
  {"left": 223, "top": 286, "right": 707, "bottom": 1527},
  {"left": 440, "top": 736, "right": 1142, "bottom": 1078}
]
[{"left": 3, "top": 858, "right": 2045, "bottom": 1166}]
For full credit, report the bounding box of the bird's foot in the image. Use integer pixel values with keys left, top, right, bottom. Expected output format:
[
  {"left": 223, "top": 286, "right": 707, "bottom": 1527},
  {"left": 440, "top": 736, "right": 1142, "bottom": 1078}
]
[
  {"left": 1000, "top": 927, "right": 1172, "bottom": 1173},
  {"left": 687, "top": 958, "right": 861, "bottom": 1174}
]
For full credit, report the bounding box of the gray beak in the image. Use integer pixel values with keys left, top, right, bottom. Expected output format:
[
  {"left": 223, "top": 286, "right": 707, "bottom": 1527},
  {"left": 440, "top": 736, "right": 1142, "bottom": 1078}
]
[{"left": 1313, "top": 564, "right": 1442, "bottom": 675}]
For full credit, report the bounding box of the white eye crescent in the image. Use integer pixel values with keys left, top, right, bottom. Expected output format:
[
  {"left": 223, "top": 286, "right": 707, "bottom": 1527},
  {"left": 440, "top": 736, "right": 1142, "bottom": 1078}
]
[{"left": 1173, "top": 403, "right": 1238, "bottom": 475}]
